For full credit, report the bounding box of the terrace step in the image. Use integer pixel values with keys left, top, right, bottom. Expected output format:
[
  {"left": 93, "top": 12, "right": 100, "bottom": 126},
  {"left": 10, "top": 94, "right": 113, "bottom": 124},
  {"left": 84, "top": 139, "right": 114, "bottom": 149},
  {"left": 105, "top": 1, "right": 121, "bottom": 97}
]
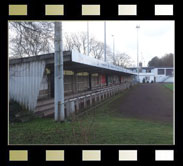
[
  {"left": 43, "top": 109, "right": 54, "bottom": 117},
  {"left": 36, "top": 98, "right": 54, "bottom": 107},
  {"left": 35, "top": 103, "right": 54, "bottom": 113},
  {"left": 35, "top": 98, "right": 54, "bottom": 117},
  {"left": 34, "top": 84, "right": 130, "bottom": 118},
  {"left": 35, "top": 106, "right": 54, "bottom": 117}
]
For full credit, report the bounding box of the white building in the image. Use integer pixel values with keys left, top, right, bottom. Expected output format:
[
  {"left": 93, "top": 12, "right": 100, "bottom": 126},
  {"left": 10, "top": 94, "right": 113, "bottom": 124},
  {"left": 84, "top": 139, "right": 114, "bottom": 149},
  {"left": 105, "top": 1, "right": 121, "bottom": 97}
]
[{"left": 128, "top": 67, "right": 174, "bottom": 83}]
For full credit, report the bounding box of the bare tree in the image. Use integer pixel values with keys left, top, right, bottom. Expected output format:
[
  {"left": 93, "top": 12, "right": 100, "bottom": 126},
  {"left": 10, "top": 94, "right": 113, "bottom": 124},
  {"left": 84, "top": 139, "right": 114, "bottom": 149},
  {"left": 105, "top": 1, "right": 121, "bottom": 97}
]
[
  {"left": 9, "top": 22, "right": 54, "bottom": 58},
  {"left": 64, "top": 32, "right": 106, "bottom": 60},
  {"left": 90, "top": 39, "right": 104, "bottom": 60},
  {"left": 111, "top": 52, "right": 133, "bottom": 67},
  {"left": 63, "top": 32, "right": 133, "bottom": 65},
  {"left": 64, "top": 32, "right": 87, "bottom": 55},
  {"left": 9, "top": 22, "right": 133, "bottom": 68}
]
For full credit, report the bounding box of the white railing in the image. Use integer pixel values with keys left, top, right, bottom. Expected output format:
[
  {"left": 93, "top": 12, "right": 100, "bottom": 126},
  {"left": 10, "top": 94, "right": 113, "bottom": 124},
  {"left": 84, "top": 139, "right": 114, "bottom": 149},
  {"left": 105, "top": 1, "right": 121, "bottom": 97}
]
[{"left": 63, "top": 81, "right": 136, "bottom": 118}]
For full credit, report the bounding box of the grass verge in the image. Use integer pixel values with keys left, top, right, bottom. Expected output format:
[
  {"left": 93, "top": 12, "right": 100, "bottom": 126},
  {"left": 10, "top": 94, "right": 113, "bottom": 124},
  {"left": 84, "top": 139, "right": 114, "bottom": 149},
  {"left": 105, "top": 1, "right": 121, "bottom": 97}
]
[
  {"left": 9, "top": 88, "right": 173, "bottom": 145},
  {"left": 164, "top": 83, "right": 173, "bottom": 91}
]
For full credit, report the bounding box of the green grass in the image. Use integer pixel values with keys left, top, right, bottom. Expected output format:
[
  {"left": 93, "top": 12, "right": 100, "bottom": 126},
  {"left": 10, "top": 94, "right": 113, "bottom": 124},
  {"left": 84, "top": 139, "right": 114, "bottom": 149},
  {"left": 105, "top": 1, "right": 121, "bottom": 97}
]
[
  {"left": 9, "top": 89, "right": 173, "bottom": 145},
  {"left": 164, "top": 83, "right": 173, "bottom": 91}
]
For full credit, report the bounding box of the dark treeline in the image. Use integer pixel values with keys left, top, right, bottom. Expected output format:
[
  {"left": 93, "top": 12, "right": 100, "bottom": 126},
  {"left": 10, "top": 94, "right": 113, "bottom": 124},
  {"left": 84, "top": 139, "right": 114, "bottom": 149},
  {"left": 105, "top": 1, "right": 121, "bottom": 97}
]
[{"left": 148, "top": 53, "right": 173, "bottom": 67}]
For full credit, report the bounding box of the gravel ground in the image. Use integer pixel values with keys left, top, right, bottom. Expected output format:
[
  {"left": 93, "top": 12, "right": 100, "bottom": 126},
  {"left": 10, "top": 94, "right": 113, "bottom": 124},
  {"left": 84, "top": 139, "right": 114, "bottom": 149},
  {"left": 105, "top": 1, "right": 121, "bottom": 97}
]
[{"left": 116, "top": 83, "right": 173, "bottom": 123}]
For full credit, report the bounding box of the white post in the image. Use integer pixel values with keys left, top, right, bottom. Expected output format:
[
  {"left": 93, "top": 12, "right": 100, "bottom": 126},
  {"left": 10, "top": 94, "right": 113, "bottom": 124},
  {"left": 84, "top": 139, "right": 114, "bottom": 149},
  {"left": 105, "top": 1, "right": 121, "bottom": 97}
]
[
  {"left": 54, "top": 22, "right": 65, "bottom": 122},
  {"left": 136, "top": 25, "right": 140, "bottom": 82},
  {"left": 87, "top": 21, "right": 89, "bottom": 56},
  {"left": 112, "top": 35, "right": 115, "bottom": 64},
  {"left": 104, "top": 21, "right": 106, "bottom": 62}
]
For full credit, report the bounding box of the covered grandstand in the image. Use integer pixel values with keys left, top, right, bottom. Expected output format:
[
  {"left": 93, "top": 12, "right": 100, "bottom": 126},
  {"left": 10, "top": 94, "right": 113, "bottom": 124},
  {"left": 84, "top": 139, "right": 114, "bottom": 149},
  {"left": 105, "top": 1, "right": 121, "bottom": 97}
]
[{"left": 9, "top": 50, "right": 137, "bottom": 117}]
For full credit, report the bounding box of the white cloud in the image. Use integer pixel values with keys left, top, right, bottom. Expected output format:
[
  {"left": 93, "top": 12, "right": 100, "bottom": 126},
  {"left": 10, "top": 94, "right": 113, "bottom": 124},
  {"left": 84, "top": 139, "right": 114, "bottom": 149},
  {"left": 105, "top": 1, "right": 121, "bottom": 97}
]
[
  {"left": 10, "top": 21, "right": 174, "bottom": 67},
  {"left": 63, "top": 20, "right": 174, "bottom": 67}
]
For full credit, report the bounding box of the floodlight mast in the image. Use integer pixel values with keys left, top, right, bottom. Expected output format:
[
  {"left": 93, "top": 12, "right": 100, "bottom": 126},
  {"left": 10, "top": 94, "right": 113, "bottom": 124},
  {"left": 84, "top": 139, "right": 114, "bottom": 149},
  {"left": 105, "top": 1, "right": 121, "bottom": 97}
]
[
  {"left": 54, "top": 22, "right": 65, "bottom": 122},
  {"left": 112, "top": 35, "right": 115, "bottom": 63},
  {"left": 87, "top": 21, "right": 89, "bottom": 56},
  {"left": 136, "top": 25, "right": 140, "bottom": 82},
  {"left": 104, "top": 21, "right": 107, "bottom": 62}
]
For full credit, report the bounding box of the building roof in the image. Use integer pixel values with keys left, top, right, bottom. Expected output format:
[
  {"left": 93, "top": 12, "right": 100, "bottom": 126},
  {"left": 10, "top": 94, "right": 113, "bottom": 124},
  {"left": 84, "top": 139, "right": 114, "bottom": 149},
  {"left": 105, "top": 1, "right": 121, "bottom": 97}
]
[
  {"left": 128, "top": 67, "right": 154, "bottom": 70},
  {"left": 9, "top": 50, "right": 136, "bottom": 76},
  {"left": 128, "top": 66, "right": 173, "bottom": 70}
]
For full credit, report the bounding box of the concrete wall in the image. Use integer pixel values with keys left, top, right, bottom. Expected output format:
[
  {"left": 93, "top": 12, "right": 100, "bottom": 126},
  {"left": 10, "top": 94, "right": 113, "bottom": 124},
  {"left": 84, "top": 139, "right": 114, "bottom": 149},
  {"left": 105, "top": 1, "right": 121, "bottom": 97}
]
[
  {"left": 38, "top": 71, "right": 134, "bottom": 99},
  {"left": 164, "top": 76, "right": 174, "bottom": 83},
  {"left": 91, "top": 74, "right": 100, "bottom": 88},
  {"left": 152, "top": 68, "right": 174, "bottom": 83},
  {"left": 64, "top": 75, "right": 73, "bottom": 94},
  {"left": 138, "top": 74, "right": 154, "bottom": 83},
  {"left": 77, "top": 74, "right": 89, "bottom": 92},
  {"left": 38, "top": 71, "right": 99, "bottom": 99},
  {"left": 134, "top": 68, "right": 174, "bottom": 83}
]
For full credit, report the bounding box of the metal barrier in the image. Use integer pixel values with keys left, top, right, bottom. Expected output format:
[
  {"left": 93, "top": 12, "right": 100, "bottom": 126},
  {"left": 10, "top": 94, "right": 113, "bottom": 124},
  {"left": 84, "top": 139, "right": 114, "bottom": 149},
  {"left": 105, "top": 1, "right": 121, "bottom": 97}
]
[{"left": 64, "top": 82, "right": 137, "bottom": 118}]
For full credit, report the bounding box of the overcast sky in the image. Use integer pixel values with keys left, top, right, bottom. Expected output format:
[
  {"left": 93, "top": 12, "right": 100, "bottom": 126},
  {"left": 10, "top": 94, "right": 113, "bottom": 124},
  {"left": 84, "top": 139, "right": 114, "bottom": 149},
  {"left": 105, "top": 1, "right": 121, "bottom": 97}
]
[{"left": 62, "top": 21, "right": 174, "bottom": 67}]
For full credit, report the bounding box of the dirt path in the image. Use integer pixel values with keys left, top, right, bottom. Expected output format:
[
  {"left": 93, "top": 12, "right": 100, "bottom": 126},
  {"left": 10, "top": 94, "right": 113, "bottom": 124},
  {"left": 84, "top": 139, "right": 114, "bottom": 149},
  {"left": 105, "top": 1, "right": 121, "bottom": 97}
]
[{"left": 114, "top": 83, "right": 173, "bottom": 123}]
